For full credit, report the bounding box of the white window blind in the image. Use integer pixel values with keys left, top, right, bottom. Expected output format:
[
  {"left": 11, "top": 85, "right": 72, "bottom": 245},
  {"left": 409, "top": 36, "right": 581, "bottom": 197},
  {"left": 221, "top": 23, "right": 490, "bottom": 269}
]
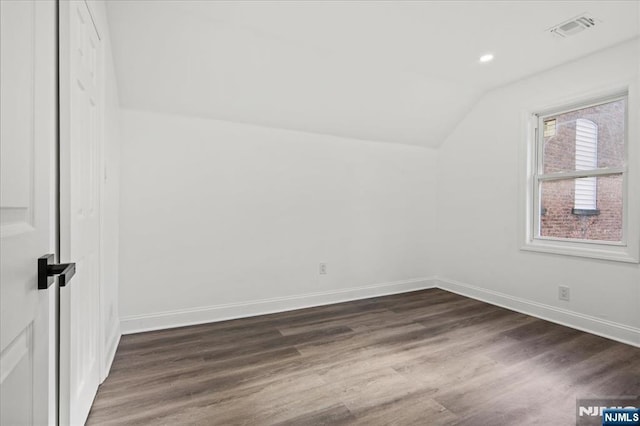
[{"left": 574, "top": 119, "right": 598, "bottom": 210}]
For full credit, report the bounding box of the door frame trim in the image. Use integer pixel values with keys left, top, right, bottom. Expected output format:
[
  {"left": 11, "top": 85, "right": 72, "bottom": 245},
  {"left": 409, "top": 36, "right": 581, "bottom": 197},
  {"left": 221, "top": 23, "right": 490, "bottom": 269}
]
[{"left": 57, "top": 0, "right": 105, "bottom": 423}]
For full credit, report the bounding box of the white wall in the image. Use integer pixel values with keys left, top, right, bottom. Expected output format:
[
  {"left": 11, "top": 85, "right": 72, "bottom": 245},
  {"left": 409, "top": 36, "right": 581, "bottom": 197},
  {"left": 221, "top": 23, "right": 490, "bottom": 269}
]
[
  {"left": 114, "top": 31, "right": 638, "bottom": 346},
  {"left": 436, "top": 39, "right": 640, "bottom": 345},
  {"left": 119, "top": 110, "right": 437, "bottom": 332}
]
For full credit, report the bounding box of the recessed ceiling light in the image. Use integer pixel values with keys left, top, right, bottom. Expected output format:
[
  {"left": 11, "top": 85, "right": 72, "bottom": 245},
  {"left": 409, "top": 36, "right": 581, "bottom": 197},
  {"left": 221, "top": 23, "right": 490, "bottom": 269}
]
[{"left": 479, "top": 53, "right": 494, "bottom": 63}]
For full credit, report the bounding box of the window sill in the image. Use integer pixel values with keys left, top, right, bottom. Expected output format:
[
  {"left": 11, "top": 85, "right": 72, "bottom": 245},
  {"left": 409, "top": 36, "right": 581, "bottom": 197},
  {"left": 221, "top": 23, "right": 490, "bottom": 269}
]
[
  {"left": 521, "top": 239, "right": 639, "bottom": 263},
  {"left": 571, "top": 208, "right": 600, "bottom": 216}
]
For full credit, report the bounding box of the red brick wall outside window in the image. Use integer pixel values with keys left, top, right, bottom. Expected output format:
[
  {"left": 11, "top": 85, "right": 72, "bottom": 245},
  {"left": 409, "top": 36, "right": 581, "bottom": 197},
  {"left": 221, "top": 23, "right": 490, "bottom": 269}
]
[{"left": 539, "top": 99, "right": 625, "bottom": 242}]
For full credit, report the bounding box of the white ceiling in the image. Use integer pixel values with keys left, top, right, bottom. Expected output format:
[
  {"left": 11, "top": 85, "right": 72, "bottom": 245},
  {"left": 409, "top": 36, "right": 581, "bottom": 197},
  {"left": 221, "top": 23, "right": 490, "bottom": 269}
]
[{"left": 106, "top": 1, "right": 639, "bottom": 148}]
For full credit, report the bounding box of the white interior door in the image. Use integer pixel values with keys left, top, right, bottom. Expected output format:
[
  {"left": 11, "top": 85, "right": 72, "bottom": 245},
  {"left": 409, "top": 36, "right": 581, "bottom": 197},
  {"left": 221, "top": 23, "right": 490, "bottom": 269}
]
[
  {"left": 59, "top": 1, "right": 103, "bottom": 424},
  {"left": 0, "top": 1, "right": 58, "bottom": 424}
]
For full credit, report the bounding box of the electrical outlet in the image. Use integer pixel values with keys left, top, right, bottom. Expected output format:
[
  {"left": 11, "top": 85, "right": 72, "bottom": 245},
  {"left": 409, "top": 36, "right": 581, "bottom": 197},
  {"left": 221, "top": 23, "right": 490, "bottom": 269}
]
[
  {"left": 319, "top": 263, "right": 327, "bottom": 275},
  {"left": 558, "top": 285, "right": 570, "bottom": 301}
]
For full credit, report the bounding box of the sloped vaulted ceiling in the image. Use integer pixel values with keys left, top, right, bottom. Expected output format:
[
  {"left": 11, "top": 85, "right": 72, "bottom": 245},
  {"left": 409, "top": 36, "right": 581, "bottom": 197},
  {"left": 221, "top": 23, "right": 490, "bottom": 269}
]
[{"left": 106, "top": 1, "right": 639, "bottom": 148}]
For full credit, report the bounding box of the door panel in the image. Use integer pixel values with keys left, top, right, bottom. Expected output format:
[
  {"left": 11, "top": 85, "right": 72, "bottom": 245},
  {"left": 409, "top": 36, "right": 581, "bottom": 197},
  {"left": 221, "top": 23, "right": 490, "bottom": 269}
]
[
  {"left": 0, "top": 0, "right": 57, "bottom": 424},
  {"left": 59, "top": 1, "right": 103, "bottom": 424}
]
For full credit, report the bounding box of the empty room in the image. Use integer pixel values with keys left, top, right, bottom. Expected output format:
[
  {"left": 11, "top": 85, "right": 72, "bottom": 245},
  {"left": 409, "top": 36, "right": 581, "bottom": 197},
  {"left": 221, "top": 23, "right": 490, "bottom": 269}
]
[{"left": 1, "top": 1, "right": 639, "bottom": 425}]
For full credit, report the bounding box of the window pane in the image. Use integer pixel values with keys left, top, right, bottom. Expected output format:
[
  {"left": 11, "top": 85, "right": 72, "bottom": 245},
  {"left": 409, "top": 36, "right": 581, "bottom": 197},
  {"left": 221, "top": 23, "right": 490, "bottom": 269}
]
[
  {"left": 542, "top": 99, "right": 625, "bottom": 174},
  {"left": 539, "top": 174, "right": 623, "bottom": 242}
]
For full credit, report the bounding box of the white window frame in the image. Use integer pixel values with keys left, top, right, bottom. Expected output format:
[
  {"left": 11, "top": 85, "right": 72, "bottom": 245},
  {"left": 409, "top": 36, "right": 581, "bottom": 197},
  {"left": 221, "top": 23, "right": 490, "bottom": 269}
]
[{"left": 521, "top": 88, "right": 640, "bottom": 263}]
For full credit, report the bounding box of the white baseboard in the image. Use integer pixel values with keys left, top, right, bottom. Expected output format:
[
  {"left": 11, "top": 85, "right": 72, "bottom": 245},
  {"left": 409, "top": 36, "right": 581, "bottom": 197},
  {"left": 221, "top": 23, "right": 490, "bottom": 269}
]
[
  {"left": 435, "top": 276, "right": 640, "bottom": 348},
  {"left": 101, "top": 321, "right": 121, "bottom": 382},
  {"left": 119, "top": 275, "right": 639, "bottom": 348},
  {"left": 120, "top": 277, "right": 437, "bottom": 334}
]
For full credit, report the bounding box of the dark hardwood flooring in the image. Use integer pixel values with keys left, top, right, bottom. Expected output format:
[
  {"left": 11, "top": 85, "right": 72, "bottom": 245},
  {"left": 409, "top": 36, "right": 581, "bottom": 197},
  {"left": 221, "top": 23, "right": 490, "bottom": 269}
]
[{"left": 87, "top": 289, "right": 640, "bottom": 425}]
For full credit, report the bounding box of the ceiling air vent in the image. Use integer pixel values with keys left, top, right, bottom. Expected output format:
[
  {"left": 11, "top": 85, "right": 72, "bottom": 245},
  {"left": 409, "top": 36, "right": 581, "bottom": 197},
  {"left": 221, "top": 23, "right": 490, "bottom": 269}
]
[{"left": 549, "top": 14, "right": 598, "bottom": 38}]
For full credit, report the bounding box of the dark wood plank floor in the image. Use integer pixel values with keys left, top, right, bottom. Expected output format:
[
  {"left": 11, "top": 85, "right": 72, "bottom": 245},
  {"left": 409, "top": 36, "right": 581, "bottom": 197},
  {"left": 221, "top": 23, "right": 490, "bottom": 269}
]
[{"left": 87, "top": 289, "right": 640, "bottom": 425}]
